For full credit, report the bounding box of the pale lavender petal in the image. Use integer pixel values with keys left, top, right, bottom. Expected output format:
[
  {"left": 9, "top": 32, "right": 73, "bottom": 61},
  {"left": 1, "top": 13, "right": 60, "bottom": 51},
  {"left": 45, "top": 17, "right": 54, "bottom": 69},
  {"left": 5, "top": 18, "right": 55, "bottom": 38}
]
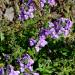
[
  {"left": 48, "top": 22, "right": 54, "bottom": 28},
  {"left": 33, "top": 73, "right": 39, "bottom": 75},
  {"left": 28, "top": 58, "right": 34, "bottom": 65},
  {"left": 14, "top": 71, "right": 20, "bottom": 75},
  {"left": 40, "top": 39, "right": 48, "bottom": 47},
  {"left": 35, "top": 46, "right": 41, "bottom": 52},
  {"left": 40, "top": 2, "right": 44, "bottom": 7},
  {"left": 28, "top": 66, "right": 33, "bottom": 71},
  {"left": 24, "top": 15, "right": 29, "bottom": 20},
  {"left": 29, "top": 38, "right": 36, "bottom": 46},
  {"left": 48, "top": 0, "right": 56, "bottom": 6},
  {"left": 39, "top": 35, "right": 46, "bottom": 40},
  {"left": 64, "top": 30, "right": 69, "bottom": 36},
  {"left": 28, "top": 6, "right": 34, "bottom": 12},
  {"left": 29, "top": 13, "right": 34, "bottom": 18}
]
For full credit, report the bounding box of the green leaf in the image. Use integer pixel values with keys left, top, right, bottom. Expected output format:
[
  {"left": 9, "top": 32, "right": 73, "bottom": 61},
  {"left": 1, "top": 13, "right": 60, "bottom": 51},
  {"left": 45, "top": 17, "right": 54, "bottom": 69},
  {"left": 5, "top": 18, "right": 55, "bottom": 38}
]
[{"left": 0, "top": 32, "right": 5, "bottom": 41}]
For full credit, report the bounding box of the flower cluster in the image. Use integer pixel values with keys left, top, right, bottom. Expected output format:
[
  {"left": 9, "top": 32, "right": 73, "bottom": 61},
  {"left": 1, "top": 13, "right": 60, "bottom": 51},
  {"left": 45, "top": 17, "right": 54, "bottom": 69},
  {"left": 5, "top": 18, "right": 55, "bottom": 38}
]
[
  {"left": 29, "top": 36, "right": 48, "bottom": 52},
  {"left": 29, "top": 18, "right": 73, "bottom": 52},
  {"left": 17, "top": 54, "right": 39, "bottom": 75},
  {"left": 35, "top": 36, "right": 48, "bottom": 52},
  {"left": 48, "top": 18, "right": 73, "bottom": 38},
  {"left": 27, "top": 0, "right": 56, "bottom": 8},
  {"left": 0, "top": 54, "right": 39, "bottom": 75},
  {"left": 19, "top": 54, "right": 34, "bottom": 72},
  {"left": 39, "top": 18, "right": 73, "bottom": 39},
  {"left": 27, "top": 0, "right": 56, "bottom": 7},
  {"left": 19, "top": 5, "right": 35, "bottom": 21},
  {"left": 19, "top": 0, "right": 56, "bottom": 21},
  {"left": 0, "top": 64, "right": 18, "bottom": 75}
]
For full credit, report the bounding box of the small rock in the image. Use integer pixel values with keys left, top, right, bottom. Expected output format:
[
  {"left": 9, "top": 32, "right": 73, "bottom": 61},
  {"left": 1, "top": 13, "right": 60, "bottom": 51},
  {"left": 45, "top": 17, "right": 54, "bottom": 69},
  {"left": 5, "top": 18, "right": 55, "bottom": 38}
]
[{"left": 4, "top": 7, "right": 14, "bottom": 21}]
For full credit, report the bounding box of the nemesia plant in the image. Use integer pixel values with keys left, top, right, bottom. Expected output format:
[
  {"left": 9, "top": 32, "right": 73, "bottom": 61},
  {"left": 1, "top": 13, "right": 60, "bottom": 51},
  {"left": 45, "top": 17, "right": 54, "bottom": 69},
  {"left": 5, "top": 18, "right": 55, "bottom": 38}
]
[
  {"left": 0, "top": 0, "right": 75, "bottom": 75},
  {"left": 29, "top": 17, "right": 73, "bottom": 52}
]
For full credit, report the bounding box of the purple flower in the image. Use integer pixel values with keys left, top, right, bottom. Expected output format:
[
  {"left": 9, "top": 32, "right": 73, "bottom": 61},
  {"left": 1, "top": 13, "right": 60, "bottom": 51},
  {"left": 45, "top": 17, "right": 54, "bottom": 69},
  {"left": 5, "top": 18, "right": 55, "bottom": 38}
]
[
  {"left": 22, "top": 54, "right": 30, "bottom": 59},
  {"left": 58, "top": 18, "right": 73, "bottom": 30},
  {"left": 28, "top": 58, "right": 34, "bottom": 66},
  {"left": 28, "top": 6, "right": 35, "bottom": 12},
  {"left": 40, "top": 29, "right": 50, "bottom": 36},
  {"left": 49, "top": 28, "right": 59, "bottom": 38},
  {"left": 27, "top": 0, "right": 33, "bottom": 6},
  {"left": 53, "top": 21, "right": 61, "bottom": 33},
  {"left": 19, "top": 5, "right": 35, "bottom": 21},
  {"left": 8, "top": 65, "right": 20, "bottom": 75},
  {"left": 18, "top": 54, "right": 35, "bottom": 74},
  {"left": 51, "top": 33, "right": 59, "bottom": 39},
  {"left": 9, "top": 71, "right": 20, "bottom": 75},
  {"left": 48, "top": 0, "right": 56, "bottom": 6},
  {"left": 29, "top": 38, "right": 36, "bottom": 46},
  {"left": 28, "top": 12, "right": 34, "bottom": 18},
  {"left": 27, "top": 66, "right": 33, "bottom": 71},
  {"left": 48, "top": 22, "right": 54, "bottom": 28},
  {"left": 39, "top": 39, "right": 48, "bottom": 47},
  {"left": 22, "top": 54, "right": 34, "bottom": 67},
  {"left": 65, "top": 19, "right": 73, "bottom": 30},
  {"left": 49, "top": 28, "right": 55, "bottom": 35},
  {"left": 35, "top": 39, "right": 48, "bottom": 52},
  {"left": 40, "top": 0, "right": 46, "bottom": 7},
  {"left": 0, "top": 67, "right": 4, "bottom": 75},
  {"left": 13, "top": 71, "right": 20, "bottom": 75},
  {"left": 27, "top": 5, "right": 35, "bottom": 19},
  {"left": 64, "top": 30, "right": 69, "bottom": 36},
  {"left": 41, "top": 0, "right": 46, "bottom": 3},
  {"left": 20, "top": 63, "right": 33, "bottom": 73},
  {"left": 48, "top": 17, "right": 73, "bottom": 38},
  {"left": 39, "top": 35, "right": 46, "bottom": 40},
  {"left": 20, "top": 62, "right": 25, "bottom": 72},
  {"left": 35, "top": 46, "right": 41, "bottom": 52},
  {"left": 40, "top": 2, "right": 45, "bottom": 7},
  {"left": 18, "top": 7, "right": 27, "bottom": 21}
]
